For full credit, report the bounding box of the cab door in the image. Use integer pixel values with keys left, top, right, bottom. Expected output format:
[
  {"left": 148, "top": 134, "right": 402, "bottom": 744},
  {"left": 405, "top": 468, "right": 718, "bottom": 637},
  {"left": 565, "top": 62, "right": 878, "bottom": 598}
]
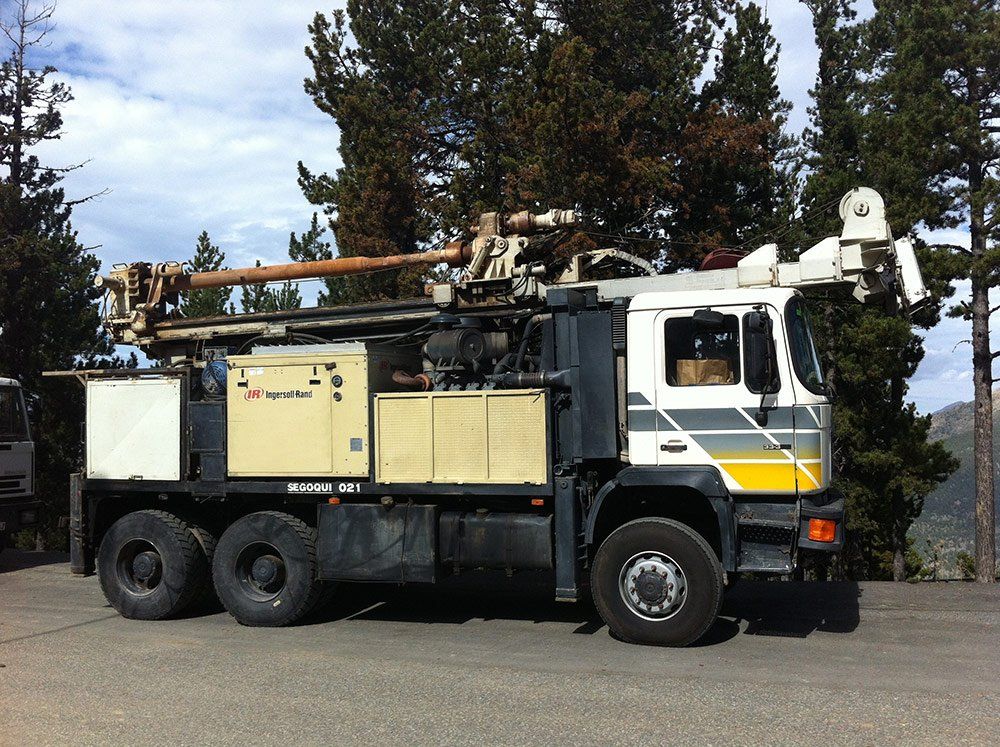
[{"left": 650, "top": 304, "right": 799, "bottom": 497}]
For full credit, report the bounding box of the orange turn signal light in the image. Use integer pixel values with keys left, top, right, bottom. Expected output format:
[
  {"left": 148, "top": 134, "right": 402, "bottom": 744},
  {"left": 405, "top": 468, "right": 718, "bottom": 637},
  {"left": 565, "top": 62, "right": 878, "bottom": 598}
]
[
  {"left": 530, "top": 498, "right": 544, "bottom": 507},
  {"left": 808, "top": 518, "right": 836, "bottom": 542},
  {"left": 328, "top": 496, "right": 341, "bottom": 505}
]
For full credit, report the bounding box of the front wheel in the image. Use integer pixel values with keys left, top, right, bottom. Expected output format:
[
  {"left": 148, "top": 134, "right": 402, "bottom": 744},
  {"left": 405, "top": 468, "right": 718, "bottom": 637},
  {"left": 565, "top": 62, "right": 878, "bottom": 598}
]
[{"left": 591, "top": 518, "right": 723, "bottom": 646}]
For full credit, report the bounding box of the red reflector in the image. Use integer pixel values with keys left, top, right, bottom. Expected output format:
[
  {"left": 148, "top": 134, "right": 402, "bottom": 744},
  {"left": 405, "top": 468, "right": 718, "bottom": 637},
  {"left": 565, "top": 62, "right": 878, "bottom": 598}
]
[
  {"left": 808, "top": 518, "right": 836, "bottom": 542},
  {"left": 530, "top": 498, "right": 544, "bottom": 507},
  {"left": 328, "top": 497, "right": 341, "bottom": 505}
]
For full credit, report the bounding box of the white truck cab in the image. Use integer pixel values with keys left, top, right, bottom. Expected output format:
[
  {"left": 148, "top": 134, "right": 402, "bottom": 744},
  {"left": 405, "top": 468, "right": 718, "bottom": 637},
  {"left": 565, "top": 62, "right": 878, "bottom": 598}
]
[
  {"left": 0, "top": 377, "right": 38, "bottom": 550},
  {"left": 627, "top": 287, "right": 830, "bottom": 497}
]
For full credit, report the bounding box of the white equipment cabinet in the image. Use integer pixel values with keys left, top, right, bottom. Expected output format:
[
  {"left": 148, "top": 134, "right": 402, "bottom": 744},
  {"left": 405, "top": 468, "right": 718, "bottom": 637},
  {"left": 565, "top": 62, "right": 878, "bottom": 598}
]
[{"left": 86, "top": 377, "right": 182, "bottom": 481}]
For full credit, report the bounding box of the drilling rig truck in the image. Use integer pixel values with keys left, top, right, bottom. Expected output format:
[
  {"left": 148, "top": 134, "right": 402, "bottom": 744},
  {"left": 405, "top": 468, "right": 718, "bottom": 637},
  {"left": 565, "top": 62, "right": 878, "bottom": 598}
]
[{"left": 47, "top": 187, "right": 928, "bottom": 646}]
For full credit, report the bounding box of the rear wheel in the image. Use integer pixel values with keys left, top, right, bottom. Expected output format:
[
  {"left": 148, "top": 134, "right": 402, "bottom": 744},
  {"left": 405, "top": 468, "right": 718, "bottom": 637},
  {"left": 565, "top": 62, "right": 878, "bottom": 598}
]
[
  {"left": 212, "top": 511, "right": 324, "bottom": 627},
  {"left": 591, "top": 518, "right": 723, "bottom": 646},
  {"left": 98, "top": 509, "right": 210, "bottom": 620}
]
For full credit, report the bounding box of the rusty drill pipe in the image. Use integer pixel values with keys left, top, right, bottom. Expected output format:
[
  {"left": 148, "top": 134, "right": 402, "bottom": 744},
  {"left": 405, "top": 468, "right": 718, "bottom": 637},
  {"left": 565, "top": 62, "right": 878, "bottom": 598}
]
[{"left": 167, "top": 242, "right": 472, "bottom": 292}]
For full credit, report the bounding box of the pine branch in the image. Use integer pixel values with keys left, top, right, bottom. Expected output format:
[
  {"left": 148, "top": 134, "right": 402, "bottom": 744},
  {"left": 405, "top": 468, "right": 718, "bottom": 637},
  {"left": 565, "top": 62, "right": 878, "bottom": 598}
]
[{"left": 64, "top": 187, "right": 111, "bottom": 207}]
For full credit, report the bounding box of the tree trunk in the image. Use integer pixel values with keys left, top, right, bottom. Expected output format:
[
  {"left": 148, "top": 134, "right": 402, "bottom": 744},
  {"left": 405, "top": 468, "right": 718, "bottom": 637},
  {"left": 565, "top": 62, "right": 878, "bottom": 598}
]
[
  {"left": 970, "top": 188, "right": 996, "bottom": 583},
  {"left": 890, "top": 371, "right": 907, "bottom": 582},
  {"left": 10, "top": 7, "right": 26, "bottom": 189},
  {"left": 891, "top": 508, "right": 906, "bottom": 582}
]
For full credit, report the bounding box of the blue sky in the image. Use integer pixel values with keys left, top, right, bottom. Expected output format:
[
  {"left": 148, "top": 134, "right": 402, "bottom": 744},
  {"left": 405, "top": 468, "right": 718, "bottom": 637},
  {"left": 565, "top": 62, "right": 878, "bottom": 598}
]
[{"left": 24, "top": 0, "right": 998, "bottom": 413}]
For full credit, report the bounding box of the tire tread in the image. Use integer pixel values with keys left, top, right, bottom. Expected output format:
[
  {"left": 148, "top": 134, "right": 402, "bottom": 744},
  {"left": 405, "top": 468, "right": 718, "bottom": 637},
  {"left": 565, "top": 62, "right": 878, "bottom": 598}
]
[{"left": 212, "top": 510, "right": 324, "bottom": 627}]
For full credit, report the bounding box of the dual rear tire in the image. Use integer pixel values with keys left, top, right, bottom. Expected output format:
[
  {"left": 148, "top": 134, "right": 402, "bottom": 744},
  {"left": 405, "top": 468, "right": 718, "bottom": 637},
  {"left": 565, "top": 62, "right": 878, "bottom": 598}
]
[
  {"left": 98, "top": 510, "right": 325, "bottom": 626},
  {"left": 211, "top": 510, "right": 326, "bottom": 627},
  {"left": 98, "top": 509, "right": 213, "bottom": 620}
]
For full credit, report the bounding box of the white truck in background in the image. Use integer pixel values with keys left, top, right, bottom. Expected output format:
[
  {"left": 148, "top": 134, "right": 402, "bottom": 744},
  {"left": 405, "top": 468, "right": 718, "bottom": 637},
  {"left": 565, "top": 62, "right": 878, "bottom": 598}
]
[{"left": 0, "top": 378, "right": 38, "bottom": 551}]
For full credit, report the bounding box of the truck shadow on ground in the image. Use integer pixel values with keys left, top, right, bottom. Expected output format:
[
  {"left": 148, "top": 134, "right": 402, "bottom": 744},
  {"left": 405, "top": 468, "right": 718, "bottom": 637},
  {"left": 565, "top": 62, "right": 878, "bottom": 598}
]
[
  {"left": 0, "top": 549, "right": 69, "bottom": 573},
  {"left": 304, "top": 572, "right": 862, "bottom": 646}
]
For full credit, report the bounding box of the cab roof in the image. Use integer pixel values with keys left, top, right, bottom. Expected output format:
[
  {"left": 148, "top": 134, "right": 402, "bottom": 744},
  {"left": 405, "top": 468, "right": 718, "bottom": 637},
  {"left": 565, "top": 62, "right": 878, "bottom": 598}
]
[{"left": 627, "top": 286, "right": 799, "bottom": 313}]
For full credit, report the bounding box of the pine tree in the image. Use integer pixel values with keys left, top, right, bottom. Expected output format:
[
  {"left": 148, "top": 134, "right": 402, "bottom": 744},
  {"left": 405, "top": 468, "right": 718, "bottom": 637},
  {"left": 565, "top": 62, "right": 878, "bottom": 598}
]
[
  {"left": 288, "top": 213, "right": 344, "bottom": 306},
  {"left": 799, "top": 0, "right": 864, "bottom": 235},
  {"left": 867, "top": 0, "right": 999, "bottom": 582},
  {"left": 0, "top": 0, "right": 122, "bottom": 545},
  {"left": 298, "top": 3, "right": 462, "bottom": 304},
  {"left": 693, "top": 3, "right": 797, "bottom": 247},
  {"left": 505, "top": 1, "right": 749, "bottom": 271},
  {"left": 267, "top": 281, "right": 303, "bottom": 313},
  {"left": 797, "top": 0, "right": 958, "bottom": 581},
  {"left": 299, "top": 1, "right": 760, "bottom": 293},
  {"left": 180, "top": 231, "right": 233, "bottom": 318},
  {"left": 239, "top": 260, "right": 302, "bottom": 314}
]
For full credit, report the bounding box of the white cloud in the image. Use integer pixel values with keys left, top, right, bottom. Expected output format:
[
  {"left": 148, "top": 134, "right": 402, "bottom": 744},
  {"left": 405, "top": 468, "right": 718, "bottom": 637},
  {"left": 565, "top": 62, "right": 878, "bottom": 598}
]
[
  {"left": 31, "top": 1, "right": 343, "bottom": 285},
  {"left": 22, "top": 0, "right": 993, "bottom": 412}
]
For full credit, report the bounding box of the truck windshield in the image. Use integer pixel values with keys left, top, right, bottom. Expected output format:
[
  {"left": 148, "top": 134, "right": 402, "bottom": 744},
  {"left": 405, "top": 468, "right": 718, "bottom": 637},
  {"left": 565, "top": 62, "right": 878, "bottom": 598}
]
[
  {"left": 785, "top": 299, "right": 826, "bottom": 394},
  {"left": 0, "top": 386, "right": 29, "bottom": 442}
]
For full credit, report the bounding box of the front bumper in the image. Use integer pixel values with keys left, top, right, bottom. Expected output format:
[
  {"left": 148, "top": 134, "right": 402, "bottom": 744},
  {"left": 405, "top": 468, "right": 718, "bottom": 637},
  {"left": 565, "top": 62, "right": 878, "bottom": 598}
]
[
  {"left": 0, "top": 499, "right": 42, "bottom": 542},
  {"left": 797, "top": 491, "right": 845, "bottom": 552}
]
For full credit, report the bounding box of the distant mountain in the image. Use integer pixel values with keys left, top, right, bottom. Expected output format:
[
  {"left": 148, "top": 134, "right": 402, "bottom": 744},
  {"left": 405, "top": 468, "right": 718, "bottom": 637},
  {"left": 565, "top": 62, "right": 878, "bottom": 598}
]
[
  {"left": 909, "top": 389, "right": 1000, "bottom": 577},
  {"left": 927, "top": 392, "right": 1000, "bottom": 442}
]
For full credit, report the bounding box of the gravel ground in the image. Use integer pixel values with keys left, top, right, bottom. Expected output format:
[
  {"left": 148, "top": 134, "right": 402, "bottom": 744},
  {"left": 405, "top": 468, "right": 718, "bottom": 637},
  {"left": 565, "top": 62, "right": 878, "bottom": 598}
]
[{"left": 1, "top": 550, "right": 998, "bottom": 745}]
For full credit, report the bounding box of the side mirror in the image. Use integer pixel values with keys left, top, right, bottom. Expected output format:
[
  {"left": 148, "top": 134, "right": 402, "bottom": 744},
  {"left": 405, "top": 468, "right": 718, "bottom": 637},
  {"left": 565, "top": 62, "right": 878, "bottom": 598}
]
[
  {"left": 745, "top": 311, "right": 775, "bottom": 387},
  {"left": 745, "top": 309, "right": 778, "bottom": 425}
]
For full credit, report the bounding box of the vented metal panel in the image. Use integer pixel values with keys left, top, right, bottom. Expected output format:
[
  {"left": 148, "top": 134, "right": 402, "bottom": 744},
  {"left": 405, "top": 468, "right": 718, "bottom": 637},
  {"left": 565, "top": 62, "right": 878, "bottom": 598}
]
[
  {"left": 486, "top": 394, "right": 547, "bottom": 482},
  {"left": 375, "top": 390, "right": 548, "bottom": 485},
  {"left": 226, "top": 345, "right": 421, "bottom": 478},
  {"left": 376, "top": 396, "right": 432, "bottom": 482},
  {"left": 432, "top": 394, "right": 487, "bottom": 481}
]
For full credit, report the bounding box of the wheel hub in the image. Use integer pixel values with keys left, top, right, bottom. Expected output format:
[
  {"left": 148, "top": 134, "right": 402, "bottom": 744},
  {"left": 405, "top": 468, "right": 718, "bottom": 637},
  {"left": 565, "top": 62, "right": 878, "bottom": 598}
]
[
  {"left": 635, "top": 569, "right": 669, "bottom": 606},
  {"left": 116, "top": 539, "right": 165, "bottom": 596},
  {"left": 251, "top": 555, "right": 282, "bottom": 587},
  {"left": 235, "top": 543, "right": 288, "bottom": 600},
  {"left": 619, "top": 552, "right": 686, "bottom": 620}
]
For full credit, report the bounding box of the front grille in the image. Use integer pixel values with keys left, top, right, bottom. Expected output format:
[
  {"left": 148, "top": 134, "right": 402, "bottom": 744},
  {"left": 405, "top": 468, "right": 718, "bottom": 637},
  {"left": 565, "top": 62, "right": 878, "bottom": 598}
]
[
  {"left": 0, "top": 477, "right": 28, "bottom": 495},
  {"left": 741, "top": 523, "right": 794, "bottom": 545}
]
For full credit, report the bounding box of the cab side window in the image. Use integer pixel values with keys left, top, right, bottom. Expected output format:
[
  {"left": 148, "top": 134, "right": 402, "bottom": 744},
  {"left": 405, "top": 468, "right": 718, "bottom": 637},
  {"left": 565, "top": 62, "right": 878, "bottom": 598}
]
[{"left": 664, "top": 314, "right": 741, "bottom": 386}]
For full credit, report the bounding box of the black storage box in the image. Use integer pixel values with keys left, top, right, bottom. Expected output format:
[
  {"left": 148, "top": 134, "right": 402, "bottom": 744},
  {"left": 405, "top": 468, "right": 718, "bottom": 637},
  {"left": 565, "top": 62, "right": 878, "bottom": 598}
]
[{"left": 317, "top": 503, "right": 438, "bottom": 583}]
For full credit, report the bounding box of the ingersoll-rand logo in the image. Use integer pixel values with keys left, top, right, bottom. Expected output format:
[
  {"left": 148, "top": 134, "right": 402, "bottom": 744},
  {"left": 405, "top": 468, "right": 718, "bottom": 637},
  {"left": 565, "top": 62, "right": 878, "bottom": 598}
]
[{"left": 243, "top": 388, "right": 314, "bottom": 401}]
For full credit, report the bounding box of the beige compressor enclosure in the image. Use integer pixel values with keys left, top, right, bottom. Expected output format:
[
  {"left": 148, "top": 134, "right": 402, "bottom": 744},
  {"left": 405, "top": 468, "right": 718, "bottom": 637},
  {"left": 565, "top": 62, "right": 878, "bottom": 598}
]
[
  {"left": 226, "top": 344, "right": 419, "bottom": 477},
  {"left": 374, "top": 390, "right": 549, "bottom": 485}
]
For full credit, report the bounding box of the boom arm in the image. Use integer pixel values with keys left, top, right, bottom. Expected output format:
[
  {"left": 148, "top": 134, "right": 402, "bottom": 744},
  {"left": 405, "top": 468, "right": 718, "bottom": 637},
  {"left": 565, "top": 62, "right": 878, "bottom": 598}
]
[
  {"left": 539, "top": 188, "right": 930, "bottom": 312},
  {"left": 97, "top": 188, "right": 927, "bottom": 358},
  {"left": 736, "top": 187, "right": 929, "bottom": 309}
]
